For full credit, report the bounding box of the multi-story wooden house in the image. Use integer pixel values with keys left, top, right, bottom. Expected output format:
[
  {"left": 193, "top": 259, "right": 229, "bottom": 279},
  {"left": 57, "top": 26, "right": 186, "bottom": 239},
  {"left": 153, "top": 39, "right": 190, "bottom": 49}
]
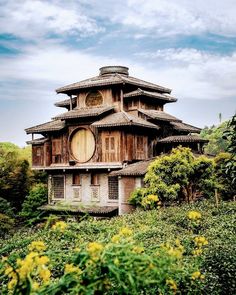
[{"left": 26, "top": 66, "right": 207, "bottom": 215}]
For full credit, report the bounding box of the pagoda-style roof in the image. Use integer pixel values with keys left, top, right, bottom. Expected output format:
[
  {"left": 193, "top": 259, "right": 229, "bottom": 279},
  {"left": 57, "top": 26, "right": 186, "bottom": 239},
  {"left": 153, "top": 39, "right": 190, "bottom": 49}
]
[
  {"left": 25, "top": 120, "right": 65, "bottom": 134},
  {"left": 124, "top": 88, "right": 177, "bottom": 103},
  {"left": 91, "top": 111, "right": 159, "bottom": 129},
  {"left": 139, "top": 109, "right": 181, "bottom": 122},
  {"left": 54, "top": 97, "right": 77, "bottom": 108},
  {"left": 53, "top": 106, "right": 114, "bottom": 120},
  {"left": 110, "top": 159, "right": 154, "bottom": 176},
  {"left": 171, "top": 122, "right": 201, "bottom": 133},
  {"left": 158, "top": 135, "right": 208, "bottom": 144},
  {"left": 56, "top": 66, "right": 171, "bottom": 94},
  {"left": 26, "top": 137, "right": 48, "bottom": 145}
]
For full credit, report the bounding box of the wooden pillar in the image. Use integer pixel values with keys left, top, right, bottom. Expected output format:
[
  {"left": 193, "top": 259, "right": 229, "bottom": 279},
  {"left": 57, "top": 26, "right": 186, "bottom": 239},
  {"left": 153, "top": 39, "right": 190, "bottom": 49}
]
[
  {"left": 120, "top": 87, "right": 124, "bottom": 111},
  {"left": 69, "top": 95, "right": 73, "bottom": 110}
]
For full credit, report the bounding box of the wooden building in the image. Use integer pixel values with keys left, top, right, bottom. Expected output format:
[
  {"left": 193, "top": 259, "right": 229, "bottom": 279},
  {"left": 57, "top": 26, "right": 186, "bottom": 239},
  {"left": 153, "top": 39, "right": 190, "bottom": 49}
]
[{"left": 25, "top": 66, "right": 207, "bottom": 215}]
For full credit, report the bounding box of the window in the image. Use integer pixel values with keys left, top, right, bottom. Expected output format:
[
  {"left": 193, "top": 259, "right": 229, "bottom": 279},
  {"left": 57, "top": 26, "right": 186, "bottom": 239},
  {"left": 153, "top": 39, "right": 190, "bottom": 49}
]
[
  {"left": 52, "top": 176, "right": 64, "bottom": 199},
  {"left": 136, "top": 136, "right": 146, "bottom": 159},
  {"left": 104, "top": 136, "right": 116, "bottom": 161},
  {"left": 36, "top": 147, "right": 42, "bottom": 157},
  {"left": 52, "top": 138, "right": 62, "bottom": 163},
  {"left": 73, "top": 174, "right": 81, "bottom": 185},
  {"left": 70, "top": 128, "right": 95, "bottom": 162},
  {"left": 108, "top": 176, "right": 118, "bottom": 200},
  {"left": 85, "top": 91, "right": 103, "bottom": 107},
  {"left": 91, "top": 173, "right": 99, "bottom": 185}
]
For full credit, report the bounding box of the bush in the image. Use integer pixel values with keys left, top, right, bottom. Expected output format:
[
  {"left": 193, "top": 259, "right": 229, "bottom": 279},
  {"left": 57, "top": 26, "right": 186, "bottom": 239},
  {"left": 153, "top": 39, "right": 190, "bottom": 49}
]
[
  {"left": 214, "top": 153, "right": 236, "bottom": 200},
  {"left": 130, "top": 147, "right": 216, "bottom": 208},
  {"left": 0, "top": 213, "right": 14, "bottom": 237},
  {"left": 20, "top": 184, "right": 47, "bottom": 219},
  {"left": 0, "top": 197, "right": 14, "bottom": 217}
]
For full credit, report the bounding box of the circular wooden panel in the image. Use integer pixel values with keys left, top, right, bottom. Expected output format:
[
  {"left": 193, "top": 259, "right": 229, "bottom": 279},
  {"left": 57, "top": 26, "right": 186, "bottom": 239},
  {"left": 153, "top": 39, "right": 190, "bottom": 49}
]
[
  {"left": 85, "top": 91, "right": 103, "bottom": 107},
  {"left": 70, "top": 129, "right": 95, "bottom": 162}
]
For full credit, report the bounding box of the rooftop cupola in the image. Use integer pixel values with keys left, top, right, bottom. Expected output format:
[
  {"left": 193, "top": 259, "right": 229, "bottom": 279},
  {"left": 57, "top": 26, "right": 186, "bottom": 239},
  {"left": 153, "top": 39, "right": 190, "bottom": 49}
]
[{"left": 99, "top": 66, "right": 129, "bottom": 76}]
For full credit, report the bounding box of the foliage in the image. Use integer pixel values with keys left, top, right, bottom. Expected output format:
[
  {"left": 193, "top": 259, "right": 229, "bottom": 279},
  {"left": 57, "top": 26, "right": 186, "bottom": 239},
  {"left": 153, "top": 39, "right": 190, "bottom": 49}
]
[
  {"left": 0, "top": 201, "right": 235, "bottom": 294},
  {"left": 1, "top": 222, "right": 206, "bottom": 294},
  {"left": 0, "top": 197, "right": 14, "bottom": 217},
  {"left": 20, "top": 184, "right": 48, "bottom": 219},
  {"left": 131, "top": 147, "right": 216, "bottom": 207},
  {"left": 222, "top": 114, "right": 236, "bottom": 186},
  {"left": 0, "top": 146, "right": 31, "bottom": 211},
  {"left": 0, "top": 213, "right": 14, "bottom": 237},
  {"left": 214, "top": 153, "right": 236, "bottom": 200},
  {"left": 200, "top": 121, "right": 229, "bottom": 155}
]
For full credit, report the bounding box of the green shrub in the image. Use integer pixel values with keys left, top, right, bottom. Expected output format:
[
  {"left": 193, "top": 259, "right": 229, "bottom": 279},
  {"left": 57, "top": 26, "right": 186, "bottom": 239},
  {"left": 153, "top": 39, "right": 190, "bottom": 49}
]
[
  {"left": 130, "top": 147, "right": 216, "bottom": 208},
  {"left": 0, "top": 197, "right": 14, "bottom": 217},
  {"left": 20, "top": 184, "right": 47, "bottom": 219},
  {"left": 0, "top": 213, "right": 14, "bottom": 237},
  {"left": 203, "top": 244, "right": 236, "bottom": 295},
  {"left": 214, "top": 153, "right": 236, "bottom": 200}
]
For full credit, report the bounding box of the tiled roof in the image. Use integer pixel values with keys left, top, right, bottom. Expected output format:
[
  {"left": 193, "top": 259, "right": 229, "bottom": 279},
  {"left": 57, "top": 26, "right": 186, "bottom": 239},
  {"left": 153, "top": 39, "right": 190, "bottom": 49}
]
[
  {"left": 54, "top": 97, "right": 77, "bottom": 108},
  {"left": 91, "top": 111, "right": 159, "bottom": 129},
  {"left": 110, "top": 159, "right": 154, "bottom": 176},
  {"left": 124, "top": 88, "right": 176, "bottom": 102},
  {"left": 139, "top": 109, "right": 181, "bottom": 122},
  {"left": 158, "top": 135, "right": 208, "bottom": 144},
  {"left": 53, "top": 106, "right": 114, "bottom": 120},
  {"left": 56, "top": 74, "right": 171, "bottom": 94},
  {"left": 26, "top": 137, "right": 48, "bottom": 145},
  {"left": 171, "top": 122, "right": 201, "bottom": 133},
  {"left": 25, "top": 120, "right": 65, "bottom": 134}
]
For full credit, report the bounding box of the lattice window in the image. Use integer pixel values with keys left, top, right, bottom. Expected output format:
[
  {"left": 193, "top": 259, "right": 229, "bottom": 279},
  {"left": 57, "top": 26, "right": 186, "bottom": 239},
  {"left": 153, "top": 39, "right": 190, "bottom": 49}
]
[
  {"left": 73, "top": 187, "right": 81, "bottom": 201},
  {"left": 108, "top": 176, "right": 119, "bottom": 200},
  {"left": 91, "top": 186, "right": 100, "bottom": 202},
  {"left": 52, "top": 176, "right": 64, "bottom": 199}
]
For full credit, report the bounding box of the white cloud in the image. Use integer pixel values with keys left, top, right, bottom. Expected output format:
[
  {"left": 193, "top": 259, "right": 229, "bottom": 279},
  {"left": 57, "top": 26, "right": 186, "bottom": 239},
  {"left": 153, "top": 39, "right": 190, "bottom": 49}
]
[
  {"left": 135, "top": 48, "right": 236, "bottom": 100},
  {"left": 0, "top": 0, "right": 102, "bottom": 39},
  {"left": 95, "top": 0, "right": 236, "bottom": 37},
  {"left": 1, "top": 43, "right": 236, "bottom": 104}
]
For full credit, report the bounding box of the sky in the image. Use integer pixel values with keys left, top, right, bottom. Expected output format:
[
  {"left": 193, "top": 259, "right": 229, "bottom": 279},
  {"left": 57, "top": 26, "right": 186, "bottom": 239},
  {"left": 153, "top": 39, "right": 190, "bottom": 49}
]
[{"left": 0, "top": 0, "right": 235, "bottom": 147}]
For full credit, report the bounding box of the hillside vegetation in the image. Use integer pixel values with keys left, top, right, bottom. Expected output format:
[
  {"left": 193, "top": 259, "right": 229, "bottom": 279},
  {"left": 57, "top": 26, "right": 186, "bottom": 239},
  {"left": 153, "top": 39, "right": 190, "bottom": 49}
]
[{"left": 0, "top": 201, "right": 235, "bottom": 294}]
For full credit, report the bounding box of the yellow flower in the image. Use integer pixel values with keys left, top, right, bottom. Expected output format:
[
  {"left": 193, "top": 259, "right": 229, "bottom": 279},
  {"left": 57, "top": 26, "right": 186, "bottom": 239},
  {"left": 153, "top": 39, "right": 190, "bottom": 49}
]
[
  {"left": 52, "top": 221, "right": 68, "bottom": 232},
  {"left": 111, "top": 234, "right": 120, "bottom": 243},
  {"left": 64, "top": 263, "right": 82, "bottom": 275},
  {"left": 87, "top": 242, "right": 103, "bottom": 253},
  {"left": 5, "top": 266, "right": 13, "bottom": 276},
  {"left": 28, "top": 241, "right": 46, "bottom": 252},
  {"left": 194, "top": 236, "right": 208, "bottom": 248},
  {"left": 192, "top": 249, "right": 203, "bottom": 256},
  {"left": 32, "top": 281, "right": 40, "bottom": 290},
  {"left": 191, "top": 271, "right": 202, "bottom": 280},
  {"left": 132, "top": 246, "right": 144, "bottom": 254},
  {"left": 39, "top": 268, "right": 51, "bottom": 283},
  {"left": 8, "top": 277, "right": 17, "bottom": 290},
  {"left": 119, "top": 227, "right": 133, "bottom": 236},
  {"left": 35, "top": 255, "right": 50, "bottom": 265},
  {"left": 187, "top": 211, "right": 201, "bottom": 221},
  {"left": 166, "top": 278, "right": 178, "bottom": 292}
]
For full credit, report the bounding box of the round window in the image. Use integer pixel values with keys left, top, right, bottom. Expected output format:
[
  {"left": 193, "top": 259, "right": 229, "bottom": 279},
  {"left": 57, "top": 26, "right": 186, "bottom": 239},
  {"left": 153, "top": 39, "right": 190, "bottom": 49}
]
[
  {"left": 70, "top": 129, "right": 95, "bottom": 162},
  {"left": 85, "top": 91, "right": 103, "bottom": 107}
]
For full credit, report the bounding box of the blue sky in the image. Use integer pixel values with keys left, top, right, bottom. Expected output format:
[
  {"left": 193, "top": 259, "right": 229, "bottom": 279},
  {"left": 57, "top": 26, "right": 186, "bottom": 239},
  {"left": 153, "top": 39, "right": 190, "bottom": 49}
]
[{"left": 0, "top": 0, "right": 235, "bottom": 146}]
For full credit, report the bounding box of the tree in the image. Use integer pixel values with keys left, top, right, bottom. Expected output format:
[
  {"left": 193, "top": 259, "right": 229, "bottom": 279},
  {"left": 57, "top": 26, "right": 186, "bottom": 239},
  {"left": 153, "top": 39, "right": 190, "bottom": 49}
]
[
  {"left": 200, "top": 121, "right": 229, "bottom": 155},
  {"left": 130, "top": 147, "right": 216, "bottom": 206},
  {"left": 0, "top": 145, "right": 31, "bottom": 211}
]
